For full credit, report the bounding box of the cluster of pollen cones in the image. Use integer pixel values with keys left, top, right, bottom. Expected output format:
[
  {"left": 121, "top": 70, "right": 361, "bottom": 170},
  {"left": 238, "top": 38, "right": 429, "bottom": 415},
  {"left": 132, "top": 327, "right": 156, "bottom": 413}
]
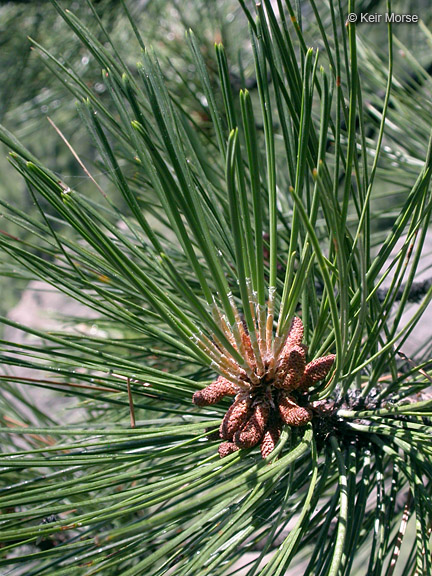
[{"left": 193, "top": 317, "right": 335, "bottom": 459}]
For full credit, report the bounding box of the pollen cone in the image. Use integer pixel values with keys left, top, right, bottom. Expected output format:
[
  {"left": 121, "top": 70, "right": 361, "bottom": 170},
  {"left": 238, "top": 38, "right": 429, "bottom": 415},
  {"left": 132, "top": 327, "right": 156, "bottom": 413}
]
[{"left": 193, "top": 376, "right": 237, "bottom": 406}]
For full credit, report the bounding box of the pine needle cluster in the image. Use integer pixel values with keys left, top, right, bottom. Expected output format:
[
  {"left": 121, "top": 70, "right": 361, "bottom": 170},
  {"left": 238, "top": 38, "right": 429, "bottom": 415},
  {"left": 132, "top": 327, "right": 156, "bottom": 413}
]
[{"left": 0, "top": 1, "right": 432, "bottom": 575}]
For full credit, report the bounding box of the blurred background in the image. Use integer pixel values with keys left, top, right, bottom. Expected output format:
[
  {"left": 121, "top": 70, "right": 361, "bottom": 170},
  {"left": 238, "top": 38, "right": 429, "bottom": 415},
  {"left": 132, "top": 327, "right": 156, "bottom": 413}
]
[
  {"left": 0, "top": 0, "right": 251, "bottom": 329},
  {"left": 1, "top": 0, "right": 432, "bottom": 335}
]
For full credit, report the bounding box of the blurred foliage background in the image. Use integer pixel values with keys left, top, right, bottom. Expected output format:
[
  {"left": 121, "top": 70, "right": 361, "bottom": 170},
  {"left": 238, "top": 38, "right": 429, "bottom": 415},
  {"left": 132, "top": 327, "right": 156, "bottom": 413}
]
[
  {"left": 1, "top": 0, "right": 432, "bottom": 320},
  {"left": 0, "top": 0, "right": 250, "bottom": 326}
]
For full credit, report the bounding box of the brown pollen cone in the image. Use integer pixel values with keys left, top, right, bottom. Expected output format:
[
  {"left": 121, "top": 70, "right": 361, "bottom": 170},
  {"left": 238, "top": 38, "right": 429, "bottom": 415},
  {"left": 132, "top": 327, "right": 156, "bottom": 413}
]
[
  {"left": 278, "top": 394, "right": 312, "bottom": 426},
  {"left": 220, "top": 394, "right": 251, "bottom": 440},
  {"left": 283, "top": 316, "right": 304, "bottom": 350},
  {"left": 279, "top": 345, "right": 306, "bottom": 389},
  {"left": 260, "top": 423, "right": 281, "bottom": 459},
  {"left": 234, "top": 402, "right": 270, "bottom": 448},
  {"left": 218, "top": 442, "right": 240, "bottom": 458},
  {"left": 193, "top": 315, "right": 335, "bottom": 460},
  {"left": 193, "top": 376, "right": 238, "bottom": 406},
  {"left": 298, "top": 354, "right": 336, "bottom": 391}
]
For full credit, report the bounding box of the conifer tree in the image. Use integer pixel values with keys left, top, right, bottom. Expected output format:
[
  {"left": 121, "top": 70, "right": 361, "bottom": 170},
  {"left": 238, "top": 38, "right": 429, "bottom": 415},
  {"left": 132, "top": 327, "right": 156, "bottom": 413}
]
[{"left": 0, "top": 1, "right": 432, "bottom": 574}]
